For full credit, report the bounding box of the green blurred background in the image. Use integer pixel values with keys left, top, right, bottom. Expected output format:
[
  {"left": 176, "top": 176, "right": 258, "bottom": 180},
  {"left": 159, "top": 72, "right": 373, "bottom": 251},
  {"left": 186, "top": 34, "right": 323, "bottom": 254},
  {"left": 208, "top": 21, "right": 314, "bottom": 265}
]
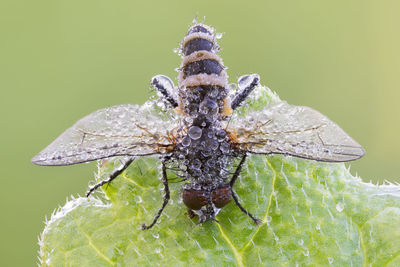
[{"left": 1, "top": 0, "right": 399, "bottom": 265}]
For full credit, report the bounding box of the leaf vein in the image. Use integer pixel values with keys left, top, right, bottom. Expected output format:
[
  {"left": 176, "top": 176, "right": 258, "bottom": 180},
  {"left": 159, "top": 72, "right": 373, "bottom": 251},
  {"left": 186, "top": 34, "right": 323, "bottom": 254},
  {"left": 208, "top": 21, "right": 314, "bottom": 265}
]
[
  {"left": 217, "top": 224, "right": 244, "bottom": 267},
  {"left": 241, "top": 156, "right": 277, "bottom": 252},
  {"left": 72, "top": 215, "right": 115, "bottom": 266}
]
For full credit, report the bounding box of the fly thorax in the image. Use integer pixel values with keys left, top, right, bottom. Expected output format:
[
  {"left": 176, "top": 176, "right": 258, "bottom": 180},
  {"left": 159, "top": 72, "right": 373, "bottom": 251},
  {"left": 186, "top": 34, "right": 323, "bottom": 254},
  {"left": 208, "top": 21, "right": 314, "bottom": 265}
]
[{"left": 176, "top": 122, "right": 232, "bottom": 183}]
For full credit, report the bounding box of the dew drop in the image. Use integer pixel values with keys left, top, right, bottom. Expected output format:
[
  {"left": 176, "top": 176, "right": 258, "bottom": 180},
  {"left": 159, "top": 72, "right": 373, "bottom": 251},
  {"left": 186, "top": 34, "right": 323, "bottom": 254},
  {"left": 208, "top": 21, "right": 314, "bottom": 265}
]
[
  {"left": 336, "top": 202, "right": 344, "bottom": 212},
  {"left": 302, "top": 249, "right": 309, "bottom": 257},
  {"left": 208, "top": 139, "right": 219, "bottom": 150},
  {"left": 210, "top": 88, "right": 219, "bottom": 97},
  {"left": 220, "top": 142, "right": 230, "bottom": 154},
  {"left": 201, "top": 150, "right": 212, "bottom": 157},
  {"left": 216, "top": 129, "right": 227, "bottom": 141},
  {"left": 298, "top": 239, "right": 304, "bottom": 246},
  {"left": 173, "top": 47, "right": 181, "bottom": 54},
  {"left": 328, "top": 257, "right": 334, "bottom": 264},
  {"left": 156, "top": 101, "right": 164, "bottom": 108},
  {"left": 181, "top": 136, "right": 191, "bottom": 147},
  {"left": 179, "top": 163, "right": 187, "bottom": 171},
  {"left": 188, "top": 126, "right": 202, "bottom": 140},
  {"left": 191, "top": 159, "right": 202, "bottom": 169},
  {"left": 185, "top": 117, "right": 193, "bottom": 124},
  {"left": 152, "top": 75, "right": 174, "bottom": 93},
  {"left": 199, "top": 98, "right": 218, "bottom": 116},
  {"left": 228, "top": 83, "right": 238, "bottom": 91}
]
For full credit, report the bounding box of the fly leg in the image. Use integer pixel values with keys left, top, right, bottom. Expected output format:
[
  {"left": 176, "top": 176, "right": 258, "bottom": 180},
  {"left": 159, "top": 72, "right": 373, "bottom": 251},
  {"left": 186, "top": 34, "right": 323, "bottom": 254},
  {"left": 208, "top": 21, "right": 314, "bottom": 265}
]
[
  {"left": 231, "top": 191, "right": 261, "bottom": 225},
  {"left": 151, "top": 75, "right": 178, "bottom": 108},
  {"left": 86, "top": 156, "right": 135, "bottom": 197},
  {"left": 230, "top": 154, "right": 262, "bottom": 225},
  {"left": 142, "top": 160, "right": 170, "bottom": 230},
  {"left": 187, "top": 209, "right": 196, "bottom": 219},
  {"left": 230, "top": 74, "right": 260, "bottom": 110}
]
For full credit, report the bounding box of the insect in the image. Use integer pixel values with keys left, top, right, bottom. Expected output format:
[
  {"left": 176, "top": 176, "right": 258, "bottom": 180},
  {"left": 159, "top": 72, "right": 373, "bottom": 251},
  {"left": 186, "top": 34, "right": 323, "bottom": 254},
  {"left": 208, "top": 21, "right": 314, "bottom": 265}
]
[{"left": 32, "top": 22, "right": 365, "bottom": 230}]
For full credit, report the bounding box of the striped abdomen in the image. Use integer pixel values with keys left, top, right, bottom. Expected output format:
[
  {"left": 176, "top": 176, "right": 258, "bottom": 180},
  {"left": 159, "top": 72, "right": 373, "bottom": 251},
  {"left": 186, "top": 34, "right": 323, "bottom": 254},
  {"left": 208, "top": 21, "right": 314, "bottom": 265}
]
[{"left": 178, "top": 24, "right": 230, "bottom": 117}]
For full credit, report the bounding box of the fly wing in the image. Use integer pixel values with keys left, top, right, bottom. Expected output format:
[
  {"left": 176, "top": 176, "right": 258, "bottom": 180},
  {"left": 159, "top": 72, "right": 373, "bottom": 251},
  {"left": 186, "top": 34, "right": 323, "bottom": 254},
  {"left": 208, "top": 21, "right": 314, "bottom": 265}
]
[
  {"left": 229, "top": 101, "right": 365, "bottom": 162},
  {"left": 32, "top": 104, "right": 178, "bottom": 166}
]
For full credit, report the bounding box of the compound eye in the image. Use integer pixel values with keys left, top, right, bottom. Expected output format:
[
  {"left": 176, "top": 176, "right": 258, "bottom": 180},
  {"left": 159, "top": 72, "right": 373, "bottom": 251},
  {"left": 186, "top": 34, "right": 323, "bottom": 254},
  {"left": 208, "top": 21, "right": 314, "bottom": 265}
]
[
  {"left": 211, "top": 186, "right": 232, "bottom": 208},
  {"left": 182, "top": 189, "right": 208, "bottom": 210}
]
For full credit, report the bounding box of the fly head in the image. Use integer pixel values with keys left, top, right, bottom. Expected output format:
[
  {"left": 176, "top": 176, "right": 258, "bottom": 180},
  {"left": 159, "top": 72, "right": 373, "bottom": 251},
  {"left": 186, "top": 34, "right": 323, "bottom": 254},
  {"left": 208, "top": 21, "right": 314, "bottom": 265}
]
[{"left": 182, "top": 183, "right": 232, "bottom": 222}]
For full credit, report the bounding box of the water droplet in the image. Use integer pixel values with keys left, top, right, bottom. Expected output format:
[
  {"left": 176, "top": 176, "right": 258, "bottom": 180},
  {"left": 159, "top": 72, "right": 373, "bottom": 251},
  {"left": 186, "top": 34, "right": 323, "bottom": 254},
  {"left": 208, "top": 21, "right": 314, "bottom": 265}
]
[
  {"left": 188, "top": 126, "right": 202, "bottom": 140},
  {"left": 220, "top": 142, "right": 230, "bottom": 154},
  {"left": 185, "top": 117, "right": 193, "bottom": 124},
  {"left": 336, "top": 202, "right": 344, "bottom": 212},
  {"left": 191, "top": 159, "right": 202, "bottom": 169},
  {"left": 328, "top": 257, "right": 334, "bottom": 264},
  {"left": 183, "top": 99, "right": 190, "bottom": 106},
  {"left": 216, "top": 129, "right": 226, "bottom": 141},
  {"left": 208, "top": 138, "right": 219, "bottom": 150},
  {"left": 228, "top": 83, "right": 238, "bottom": 91},
  {"left": 210, "top": 88, "right": 219, "bottom": 97},
  {"left": 298, "top": 239, "right": 304, "bottom": 246},
  {"left": 182, "top": 136, "right": 191, "bottom": 147},
  {"left": 199, "top": 98, "right": 218, "bottom": 116},
  {"left": 201, "top": 150, "right": 212, "bottom": 157},
  {"left": 238, "top": 74, "right": 260, "bottom": 90},
  {"left": 152, "top": 75, "right": 174, "bottom": 93},
  {"left": 316, "top": 224, "right": 321, "bottom": 230},
  {"left": 179, "top": 163, "right": 187, "bottom": 171},
  {"left": 302, "top": 249, "right": 309, "bottom": 257}
]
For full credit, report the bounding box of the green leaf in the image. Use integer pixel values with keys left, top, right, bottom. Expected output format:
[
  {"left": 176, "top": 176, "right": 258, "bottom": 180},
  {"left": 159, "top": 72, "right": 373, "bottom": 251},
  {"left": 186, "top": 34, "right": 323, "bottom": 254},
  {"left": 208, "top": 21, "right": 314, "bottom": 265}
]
[{"left": 39, "top": 87, "right": 400, "bottom": 266}]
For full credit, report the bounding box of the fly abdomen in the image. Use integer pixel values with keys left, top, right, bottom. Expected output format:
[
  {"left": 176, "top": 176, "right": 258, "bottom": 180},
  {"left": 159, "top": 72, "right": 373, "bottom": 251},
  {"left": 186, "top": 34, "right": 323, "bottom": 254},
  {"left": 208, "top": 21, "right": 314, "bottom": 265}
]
[
  {"left": 182, "top": 24, "right": 215, "bottom": 56},
  {"left": 178, "top": 24, "right": 230, "bottom": 116},
  {"left": 183, "top": 38, "right": 213, "bottom": 56},
  {"left": 179, "top": 24, "right": 227, "bottom": 88},
  {"left": 183, "top": 58, "right": 223, "bottom": 78}
]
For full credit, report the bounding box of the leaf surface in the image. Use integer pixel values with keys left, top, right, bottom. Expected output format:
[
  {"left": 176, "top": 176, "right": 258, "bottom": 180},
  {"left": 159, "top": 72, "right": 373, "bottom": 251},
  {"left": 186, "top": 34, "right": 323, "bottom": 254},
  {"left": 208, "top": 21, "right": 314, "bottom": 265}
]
[{"left": 39, "top": 87, "right": 400, "bottom": 266}]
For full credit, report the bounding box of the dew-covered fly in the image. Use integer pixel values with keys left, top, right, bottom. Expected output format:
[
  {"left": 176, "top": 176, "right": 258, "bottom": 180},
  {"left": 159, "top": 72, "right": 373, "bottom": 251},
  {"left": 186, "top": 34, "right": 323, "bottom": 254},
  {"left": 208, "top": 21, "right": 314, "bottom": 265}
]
[{"left": 32, "top": 22, "right": 365, "bottom": 229}]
